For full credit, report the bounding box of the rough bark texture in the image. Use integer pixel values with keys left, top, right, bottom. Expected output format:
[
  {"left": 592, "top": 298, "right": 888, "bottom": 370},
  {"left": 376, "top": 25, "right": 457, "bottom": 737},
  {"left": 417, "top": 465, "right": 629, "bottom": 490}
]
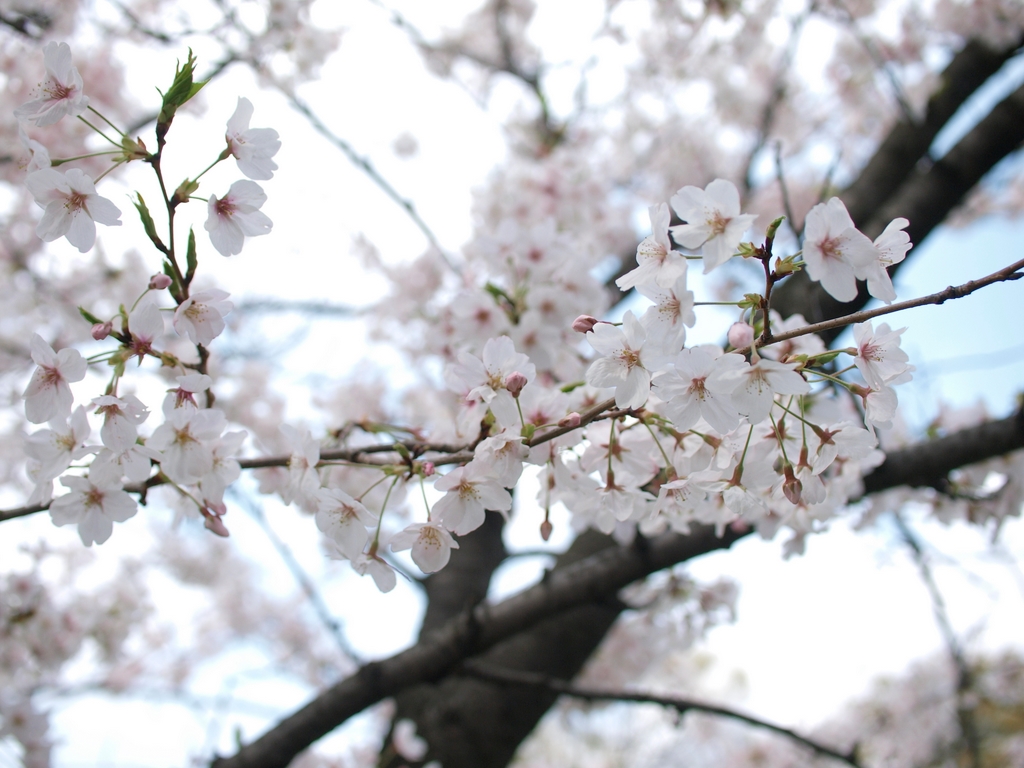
[{"left": 212, "top": 36, "right": 1024, "bottom": 768}]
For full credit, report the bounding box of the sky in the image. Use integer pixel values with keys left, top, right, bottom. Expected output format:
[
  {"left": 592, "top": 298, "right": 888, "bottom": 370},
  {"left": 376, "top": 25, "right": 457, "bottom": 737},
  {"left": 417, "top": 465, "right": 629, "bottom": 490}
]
[{"left": 5, "top": 0, "right": 1024, "bottom": 765}]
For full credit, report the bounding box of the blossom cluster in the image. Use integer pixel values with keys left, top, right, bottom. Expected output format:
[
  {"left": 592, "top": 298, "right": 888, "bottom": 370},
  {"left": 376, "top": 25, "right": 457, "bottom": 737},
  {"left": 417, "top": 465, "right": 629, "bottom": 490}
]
[
  {"left": 12, "top": 44, "right": 280, "bottom": 545},
  {"left": 263, "top": 177, "right": 920, "bottom": 590}
]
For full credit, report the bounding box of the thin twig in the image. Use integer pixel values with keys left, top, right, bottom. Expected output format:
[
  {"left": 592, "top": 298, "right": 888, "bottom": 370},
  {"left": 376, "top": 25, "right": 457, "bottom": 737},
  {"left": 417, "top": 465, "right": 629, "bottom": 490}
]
[
  {"left": 270, "top": 83, "right": 461, "bottom": 275},
  {"left": 228, "top": 487, "right": 362, "bottom": 664},
  {"left": 746, "top": 257, "right": 1024, "bottom": 353},
  {"left": 460, "top": 661, "right": 864, "bottom": 768},
  {"left": 893, "top": 513, "right": 982, "bottom": 768}
]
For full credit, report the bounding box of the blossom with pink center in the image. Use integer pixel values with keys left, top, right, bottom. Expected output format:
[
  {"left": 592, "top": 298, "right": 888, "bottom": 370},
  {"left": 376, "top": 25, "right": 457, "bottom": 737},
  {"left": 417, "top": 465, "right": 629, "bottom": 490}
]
[
  {"left": 225, "top": 97, "right": 281, "bottom": 180},
  {"left": 802, "top": 197, "right": 877, "bottom": 302},
  {"left": 652, "top": 347, "right": 746, "bottom": 433},
  {"left": 857, "top": 218, "right": 913, "bottom": 304},
  {"left": 15, "top": 42, "right": 89, "bottom": 126},
  {"left": 717, "top": 358, "right": 810, "bottom": 424},
  {"left": 49, "top": 466, "right": 137, "bottom": 546},
  {"left": 391, "top": 521, "right": 460, "bottom": 573},
  {"left": 163, "top": 373, "right": 213, "bottom": 414},
  {"left": 23, "top": 334, "right": 87, "bottom": 424},
  {"left": 91, "top": 394, "right": 149, "bottom": 451},
  {"left": 126, "top": 297, "right": 165, "bottom": 361},
  {"left": 174, "top": 289, "right": 233, "bottom": 346},
  {"left": 584, "top": 311, "right": 651, "bottom": 410},
  {"left": 670, "top": 179, "right": 757, "bottom": 274},
  {"left": 25, "top": 167, "right": 122, "bottom": 253},
  {"left": 853, "top": 321, "right": 911, "bottom": 389},
  {"left": 636, "top": 273, "right": 695, "bottom": 361},
  {"left": 148, "top": 408, "right": 227, "bottom": 484},
  {"left": 205, "top": 180, "right": 272, "bottom": 256},
  {"left": 432, "top": 460, "right": 512, "bottom": 536},
  {"left": 26, "top": 405, "right": 93, "bottom": 481},
  {"left": 445, "top": 336, "right": 536, "bottom": 428},
  {"left": 616, "top": 203, "right": 688, "bottom": 289},
  {"left": 314, "top": 487, "right": 377, "bottom": 560}
]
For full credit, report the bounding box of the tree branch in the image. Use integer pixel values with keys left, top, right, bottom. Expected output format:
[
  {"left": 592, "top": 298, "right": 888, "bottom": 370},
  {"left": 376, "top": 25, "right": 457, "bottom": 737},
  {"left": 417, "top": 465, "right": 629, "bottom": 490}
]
[
  {"left": 210, "top": 398, "right": 1024, "bottom": 768},
  {"left": 459, "top": 661, "right": 864, "bottom": 768}
]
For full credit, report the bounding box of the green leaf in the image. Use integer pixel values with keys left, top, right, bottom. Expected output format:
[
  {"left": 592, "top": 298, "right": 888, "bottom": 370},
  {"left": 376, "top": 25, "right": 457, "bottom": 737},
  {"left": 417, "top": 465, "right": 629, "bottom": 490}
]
[
  {"left": 78, "top": 306, "right": 102, "bottom": 325},
  {"left": 133, "top": 193, "right": 164, "bottom": 251},
  {"left": 765, "top": 216, "right": 786, "bottom": 241},
  {"left": 156, "top": 50, "right": 208, "bottom": 141},
  {"left": 186, "top": 228, "right": 197, "bottom": 283}
]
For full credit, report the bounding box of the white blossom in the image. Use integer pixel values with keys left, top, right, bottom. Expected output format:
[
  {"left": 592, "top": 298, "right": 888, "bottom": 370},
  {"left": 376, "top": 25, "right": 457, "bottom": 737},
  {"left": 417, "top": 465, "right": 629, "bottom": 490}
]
[
  {"left": 23, "top": 334, "right": 87, "bottom": 424},
  {"left": 15, "top": 42, "right": 89, "bottom": 126},
  {"left": 225, "top": 97, "right": 281, "bottom": 180},
  {"left": 174, "top": 289, "right": 234, "bottom": 346},
  {"left": 25, "top": 168, "right": 122, "bottom": 253},
  {"left": 205, "top": 180, "right": 273, "bottom": 256}
]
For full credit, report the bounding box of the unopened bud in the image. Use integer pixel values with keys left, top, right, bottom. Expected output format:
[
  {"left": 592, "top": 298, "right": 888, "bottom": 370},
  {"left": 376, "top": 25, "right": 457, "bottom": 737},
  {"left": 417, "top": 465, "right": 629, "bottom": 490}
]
[
  {"left": 540, "top": 519, "right": 553, "bottom": 541},
  {"left": 557, "top": 412, "right": 581, "bottom": 428},
  {"left": 91, "top": 321, "right": 112, "bottom": 341},
  {"left": 572, "top": 315, "right": 599, "bottom": 333},
  {"left": 505, "top": 371, "right": 528, "bottom": 398},
  {"left": 782, "top": 465, "right": 802, "bottom": 505},
  {"left": 149, "top": 273, "right": 173, "bottom": 290},
  {"left": 421, "top": 461, "right": 435, "bottom": 477},
  {"left": 728, "top": 321, "right": 755, "bottom": 349},
  {"left": 203, "top": 512, "right": 230, "bottom": 537}
]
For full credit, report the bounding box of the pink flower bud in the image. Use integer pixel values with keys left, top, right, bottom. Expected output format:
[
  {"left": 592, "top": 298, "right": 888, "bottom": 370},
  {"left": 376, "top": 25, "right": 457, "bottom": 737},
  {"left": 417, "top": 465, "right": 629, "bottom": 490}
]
[
  {"left": 557, "top": 412, "right": 581, "bottom": 428},
  {"left": 505, "top": 371, "right": 528, "bottom": 398},
  {"left": 149, "top": 273, "right": 173, "bottom": 290},
  {"left": 540, "top": 519, "right": 553, "bottom": 541},
  {"left": 782, "top": 465, "right": 802, "bottom": 505},
  {"left": 204, "top": 515, "right": 230, "bottom": 537},
  {"left": 421, "top": 461, "right": 435, "bottom": 477},
  {"left": 91, "top": 321, "right": 112, "bottom": 340},
  {"left": 572, "top": 315, "right": 599, "bottom": 333},
  {"left": 728, "top": 321, "right": 755, "bottom": 349}
]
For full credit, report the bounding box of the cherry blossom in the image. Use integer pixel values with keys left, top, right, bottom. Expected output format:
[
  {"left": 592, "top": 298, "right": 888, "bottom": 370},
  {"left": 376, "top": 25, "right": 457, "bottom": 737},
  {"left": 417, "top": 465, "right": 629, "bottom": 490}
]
[
  {"left": 49, "top": 465, "right": 138, "bottom": 546},
  {"left": 25, "top": 405, "right": 93, "bottom": 481},
  {"left": 92, "top": 394, "right": 149, "bottom": 451},
  {"left": 616, "top": 204, "right": 688, "bottom": 290},
  {"left": 669, "top": 179, "right": 757, "bottom": 274},
  {"left": 859, "top": 218, "right": 913, "bottom": 303},
  {"left": 652, "top": 347, "right": 746, "bottom": 433},
  {"left": 342, "top": 550, "right": 397, "bottom": 593},
  {"left": 148, "top": 408, "right": 228, "bottom": 485},
  {"left": 853, "top": 321, "right": 912, "bottom": 388},
  {"left": 198, "top": 430, "right": 247, "bottom": 508},
  {"left": 445, "top": 336, "right": 536, "bottom": 428},
  {"left": 636, "top": 273, "right": 696, "bottom": 359},
  {"left": 314, "top": 487, "right": 377, "bottom": 560},
  {"left": 173, "top": 289, "right": 234, "bottom": 346},
  {"left": 205, "top": 180, "right": 273, "bottom": 256},
  {"left": 584, "top": 311, "right": 651, "bottom": 410},
  {"left": 718, "top": 358, "right": 810, "bottom": 424},
  {"left": 433, "top": 460, "right": 512, "bottom": 536},
  {"left": 25, "top": 167, "right": 122, "bottom": 253},
  {"left": 126, "top": 297, "right": 165, "bottom": 360},
  {"left": 801, "top": 197, "right": 877, "bottom": 302},
  {"left": 391, "top": 521, "right": 459, "bottom": 573},
  {"left": 23, "top": 334, "right": 87, "bottom": 424},
  {"left": 225, "top": 97, "right": 281, "bottom": 180},
  {"left": 163, "top": 373, "right": 213, "bottom": 413},
  {"left": 14, "top": 42, "right": 89, "bottom": 126}
]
